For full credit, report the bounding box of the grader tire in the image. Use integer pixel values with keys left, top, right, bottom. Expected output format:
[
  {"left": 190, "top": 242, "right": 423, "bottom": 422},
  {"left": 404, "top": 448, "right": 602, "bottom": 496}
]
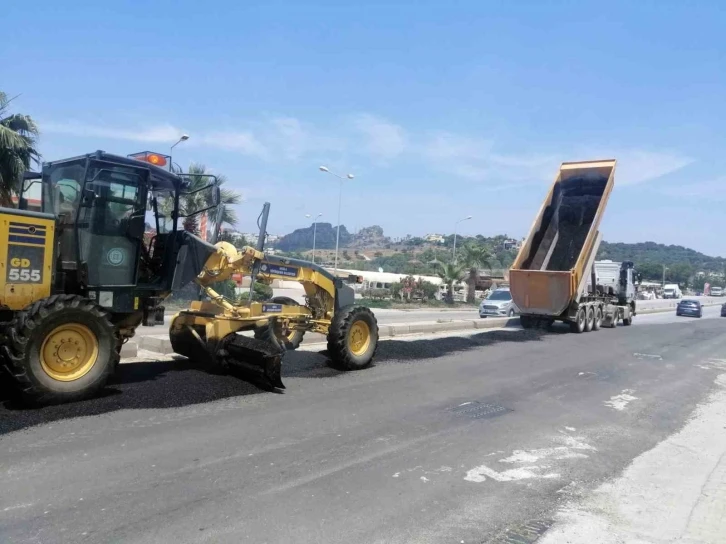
[
  {"left": 327, "top": 305, "right": 379, "bottom": 371},
  {"left": 170, "top": 324, "right": 206, "bottom": 361},
  {"left": 1, "top": 295, "right": 118, "bottom": 406},
  {"left": 253, "top": 296, "right": 305, "bottom": 350}
]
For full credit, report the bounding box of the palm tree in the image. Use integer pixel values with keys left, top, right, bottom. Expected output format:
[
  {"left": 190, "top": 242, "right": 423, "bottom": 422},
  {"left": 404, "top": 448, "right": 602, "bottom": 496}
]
[
  {"left": 462, "top": 244, "right": 493, "bottom": 303},
  {"left": 0, "top": 92, "right": 40, "bottom": 206},
  {"left": 436, "top": 262, "right": 466, "bottom": 303},
  {"left": 180, "top": 163, "right": 242, "bottom": 236}
]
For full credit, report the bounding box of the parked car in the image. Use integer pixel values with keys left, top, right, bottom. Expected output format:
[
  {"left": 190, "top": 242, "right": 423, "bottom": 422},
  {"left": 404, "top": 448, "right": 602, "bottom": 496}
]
[
  {"left": 479, "top": 288, "right": 519, "bottom": 318},
  {"left": 721, "top": 302, "right": 726, "bottom": 317},
  {"left": 676, "top": 299, "right": 703, "bottom": 318}
]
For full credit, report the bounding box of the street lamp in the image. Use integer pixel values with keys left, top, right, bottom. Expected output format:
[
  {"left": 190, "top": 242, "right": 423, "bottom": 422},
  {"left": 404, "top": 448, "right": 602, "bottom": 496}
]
[
  {"left": 306, "top": 213, "right": 323, "bottom": 264},
  {"left": 170, "top": 134, "right": 189, "bottom": 163},
  {"left": 319, "top": 166, "right": 354, "bottom": 274},
  {"left": 452, "top": 215, "right": 472, "bottom": 263}
]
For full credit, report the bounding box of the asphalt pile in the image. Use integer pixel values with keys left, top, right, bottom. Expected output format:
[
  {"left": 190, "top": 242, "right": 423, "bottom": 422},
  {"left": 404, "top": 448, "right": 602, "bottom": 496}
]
[{"left": 522, "top": 176, "right": 607, "bottom": 271}]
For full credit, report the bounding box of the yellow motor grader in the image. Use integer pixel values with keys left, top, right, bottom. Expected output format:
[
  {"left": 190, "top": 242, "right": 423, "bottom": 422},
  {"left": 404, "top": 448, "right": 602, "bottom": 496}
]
[
  {"left": 0, "top": 150, "right": 378, "bottom": 405},
  {"left": 169, "top": 202, "right": 379, "bottom": 389}
]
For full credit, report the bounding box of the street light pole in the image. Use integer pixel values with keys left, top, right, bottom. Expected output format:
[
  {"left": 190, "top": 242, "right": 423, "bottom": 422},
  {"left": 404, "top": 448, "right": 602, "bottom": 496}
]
[
  {"left": 319, "top": 166, "right": 354, "bottom": 275},
  {"left": 170, "top": 134, "right": 189, "bottom": 167},
  {"left": 306, "top": 213, "right": 323, "bottom": 264},
  {"left": 452, "top": 215, "right": 472, "bottom": 263}
]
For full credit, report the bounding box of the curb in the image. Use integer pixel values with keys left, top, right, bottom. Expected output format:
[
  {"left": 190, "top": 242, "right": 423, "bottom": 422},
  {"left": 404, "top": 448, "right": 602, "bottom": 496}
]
[{"left": 125, "top": 302, "right": 723, "bottom": 359}]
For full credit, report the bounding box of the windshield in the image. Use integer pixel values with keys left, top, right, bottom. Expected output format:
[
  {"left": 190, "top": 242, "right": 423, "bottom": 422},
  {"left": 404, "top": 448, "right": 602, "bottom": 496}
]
[{"left": 486, "top": 290, "right": 512, "bottom": 301}]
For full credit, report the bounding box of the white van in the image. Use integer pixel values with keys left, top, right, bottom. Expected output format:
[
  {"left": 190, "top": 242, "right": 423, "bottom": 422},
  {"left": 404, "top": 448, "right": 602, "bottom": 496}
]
[{"left": 663, "top": 284, "right": 682, "bottom": 299}]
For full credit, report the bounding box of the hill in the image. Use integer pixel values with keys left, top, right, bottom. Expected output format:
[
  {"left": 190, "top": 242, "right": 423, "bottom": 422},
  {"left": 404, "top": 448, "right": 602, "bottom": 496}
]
[
  {"left": 275, "top": 222, "right": 352, "bottom": 252},
  {"left": 273, "top": 224, "right": 726, "bottom": 287}
]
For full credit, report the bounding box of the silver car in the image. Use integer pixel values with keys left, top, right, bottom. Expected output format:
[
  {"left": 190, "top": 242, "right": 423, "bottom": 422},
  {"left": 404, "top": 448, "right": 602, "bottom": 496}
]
[{"left": 479, "top": 288, "right": 519, "bottom": 318}]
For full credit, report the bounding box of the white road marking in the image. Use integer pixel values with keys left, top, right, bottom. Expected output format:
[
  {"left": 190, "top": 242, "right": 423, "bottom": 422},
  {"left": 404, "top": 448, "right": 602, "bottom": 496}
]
[
  {"left": 604, "top": 389, "right": 639, "bottom": 411},
  {"left": 466, "top": 432, "right": 595, "bottom": 484},
  {"left": 2, "top": 503, "right": 33, "bottom": 512},
  {"left": 633, "top": 353, "right": 663, "bottom": 360},
  {"left": 465, "top": 465, "right": 560, "bottom": 483}
]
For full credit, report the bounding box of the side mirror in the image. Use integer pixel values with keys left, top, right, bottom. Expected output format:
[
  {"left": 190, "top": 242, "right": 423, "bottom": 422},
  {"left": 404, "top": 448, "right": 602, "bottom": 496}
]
[{"left": 126, "top": 214, "right": 146, "bottom": 240}]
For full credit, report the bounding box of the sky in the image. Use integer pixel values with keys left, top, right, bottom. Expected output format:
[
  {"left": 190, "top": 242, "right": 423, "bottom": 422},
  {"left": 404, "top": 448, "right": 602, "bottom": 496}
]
[{"left": 3, "top": 0, "right": 726, "bottom": 254}]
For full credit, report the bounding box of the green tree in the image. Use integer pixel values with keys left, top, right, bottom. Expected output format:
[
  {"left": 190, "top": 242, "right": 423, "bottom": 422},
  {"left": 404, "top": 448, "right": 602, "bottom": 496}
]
[
  {"left": 437, "top": 263, "right": 465, "bottom": 303},
  {"left": 0, "top": 92, "right": 40, "bottom": 206},
  {"left": 462, "top": 244, "right": 493, "bottom": 303},
  {"left": 180, "top": 163, "right": 242, "bottom": 235}
]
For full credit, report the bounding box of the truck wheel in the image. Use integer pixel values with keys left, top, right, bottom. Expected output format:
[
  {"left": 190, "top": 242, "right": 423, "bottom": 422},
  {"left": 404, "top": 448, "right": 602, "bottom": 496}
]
[
  {"left": 584, "top": 306, "right": 594, "bottom": 332},
  {"left": 569, "top": 307, "right": 586, "bottom": 333},
  {"left": 1, "top": 295, "right": 118, "bottom": 406},
  {"left": 592, "top": 306, "right": 603, "bottom": 331},
  {"left": 327, "top": 305, "right": 379, "bottom": 370},
  {"left": 520, "top": 316, "right": 534, "bottom": 329},
  {"left": 622, "top": 312, "right": 633, "bottom": 326},
  {"left": 254, "top": 297, "right": 306, "bottom": 350}
]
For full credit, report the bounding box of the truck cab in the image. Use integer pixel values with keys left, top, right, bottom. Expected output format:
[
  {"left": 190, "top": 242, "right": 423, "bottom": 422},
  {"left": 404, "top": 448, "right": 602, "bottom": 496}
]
[{"left": 663, "top": 284, "right": 682, "bottom": 299}]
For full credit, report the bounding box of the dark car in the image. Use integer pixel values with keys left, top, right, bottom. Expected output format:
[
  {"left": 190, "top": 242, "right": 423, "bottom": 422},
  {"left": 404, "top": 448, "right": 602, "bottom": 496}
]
[
  {"left": 676, "top": 299, "right": 703, "bottom": 318},
  {"left": 721, "top": 302, "right": 726, "bottom": 317}
]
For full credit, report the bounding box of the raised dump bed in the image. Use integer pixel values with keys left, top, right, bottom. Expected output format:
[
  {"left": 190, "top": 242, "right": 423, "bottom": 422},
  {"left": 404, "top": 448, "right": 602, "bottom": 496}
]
[{"left": 510, "top": 160, "right": 616, "bottom": 317}]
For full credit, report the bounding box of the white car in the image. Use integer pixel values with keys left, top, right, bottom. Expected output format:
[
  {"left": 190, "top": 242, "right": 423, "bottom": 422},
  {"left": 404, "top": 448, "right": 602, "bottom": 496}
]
[{"left": 479, "top": 288, "right": 519, "bottom": 318}]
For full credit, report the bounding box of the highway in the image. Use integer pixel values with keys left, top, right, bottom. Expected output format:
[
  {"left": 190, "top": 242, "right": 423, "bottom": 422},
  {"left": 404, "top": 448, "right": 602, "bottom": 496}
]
[
  {"left": 132, "top": 296, "right": 722, "bottom": 339},
  {"left": 1, "top": 303, "right": 725, "bottom": 543}
]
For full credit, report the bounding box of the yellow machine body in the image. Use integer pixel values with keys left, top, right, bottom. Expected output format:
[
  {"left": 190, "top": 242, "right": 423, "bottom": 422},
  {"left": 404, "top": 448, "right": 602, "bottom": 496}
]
[{"left": 0, "top": 210, "right": 55, "bottom": 310}]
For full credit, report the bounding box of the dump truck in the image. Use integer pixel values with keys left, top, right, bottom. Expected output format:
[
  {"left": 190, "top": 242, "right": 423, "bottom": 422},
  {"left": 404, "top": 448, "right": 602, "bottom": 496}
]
[{"left": 509, "top": 159, "right": 637, "bottom": 332}]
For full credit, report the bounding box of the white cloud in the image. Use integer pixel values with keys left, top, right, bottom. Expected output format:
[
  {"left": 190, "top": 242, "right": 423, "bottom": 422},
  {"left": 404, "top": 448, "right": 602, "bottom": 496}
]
[
  {"left": 42, "top": 117, "right": 694, "bottom": 192},
  {"left": 659, "top": 177, "right": 726, "bottom": 200},
  {"left": 421, "top": 131, "right": 556, "bottom": 185},
  {"left": 44, "top": 121, "right": 183, "bottom": 143},
  {"left": 200, "top": 131, "right": 268, "bottom": 158},
  {"left": 586, "top": 149, "right": 693, "bottom": 186},
  {"left": 351, "top": 114, "right": 407, "bottom": 160}
]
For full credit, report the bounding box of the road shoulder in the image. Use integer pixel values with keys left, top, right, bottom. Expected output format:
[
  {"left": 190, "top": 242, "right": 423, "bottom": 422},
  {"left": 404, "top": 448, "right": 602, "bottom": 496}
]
[{"left": 540, "top": 370, "right": 726, "bottom": 544}]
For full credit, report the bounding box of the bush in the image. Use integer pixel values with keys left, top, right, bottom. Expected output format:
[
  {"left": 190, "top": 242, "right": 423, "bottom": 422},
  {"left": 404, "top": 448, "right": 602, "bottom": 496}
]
[
  {"left": 361, "top": 288, "right": 390, "bottom": 300},
  {"left": 238, "top": 281, "right": 273, "bottom": 301}
]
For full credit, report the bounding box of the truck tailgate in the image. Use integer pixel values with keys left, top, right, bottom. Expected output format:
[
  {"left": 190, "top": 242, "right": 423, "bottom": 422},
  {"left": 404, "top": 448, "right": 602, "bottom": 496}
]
[{"left": 509, "top": 269, "right": 574, "bottom": 316}]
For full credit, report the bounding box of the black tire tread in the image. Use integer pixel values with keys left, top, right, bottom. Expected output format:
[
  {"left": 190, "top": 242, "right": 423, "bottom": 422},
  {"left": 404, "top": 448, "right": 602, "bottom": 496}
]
[
  {"left": 1, "top": 294, "right": 118, "bottom": 405},
  {"left": 327, "top": 306, "right": 379, "bottom": 371}
]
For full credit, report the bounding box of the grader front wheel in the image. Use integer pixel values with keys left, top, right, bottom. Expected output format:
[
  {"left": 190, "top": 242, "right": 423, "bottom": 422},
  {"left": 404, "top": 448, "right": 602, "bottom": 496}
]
[
  {"left": 327, "top": 305, "right": 379, "bottom": 370},
  {"left": 1, "top": 295, "right": 118, "bottom": 405}
]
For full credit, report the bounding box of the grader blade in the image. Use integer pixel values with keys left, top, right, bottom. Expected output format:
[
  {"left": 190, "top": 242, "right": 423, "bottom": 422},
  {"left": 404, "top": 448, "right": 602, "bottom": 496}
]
[{"left": 222, "top": 334, "right": 286, "bottom": 390}]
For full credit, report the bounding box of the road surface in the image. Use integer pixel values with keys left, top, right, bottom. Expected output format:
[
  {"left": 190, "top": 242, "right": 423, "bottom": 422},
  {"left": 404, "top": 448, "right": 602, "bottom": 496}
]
[{"left": 1, "top": 306, "right": 725, "bottom": 543}]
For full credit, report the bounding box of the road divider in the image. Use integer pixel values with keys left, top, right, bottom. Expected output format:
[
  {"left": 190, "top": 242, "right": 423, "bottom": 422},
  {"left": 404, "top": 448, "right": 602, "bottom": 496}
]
[{"left": 122, "top": 300, "right": 724, "bottom": 359}]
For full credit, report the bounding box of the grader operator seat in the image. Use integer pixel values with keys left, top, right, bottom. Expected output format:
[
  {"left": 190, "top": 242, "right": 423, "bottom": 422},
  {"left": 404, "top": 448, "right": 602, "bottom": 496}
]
[{"left": 0, "top": 150, "right": 220, "bottom": 405}]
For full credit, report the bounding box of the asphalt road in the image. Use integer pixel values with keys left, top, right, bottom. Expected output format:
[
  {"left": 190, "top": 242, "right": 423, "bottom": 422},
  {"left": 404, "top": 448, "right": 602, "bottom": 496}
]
[{"left": 2, "top": 306, "right": 725, "bottom": 543}]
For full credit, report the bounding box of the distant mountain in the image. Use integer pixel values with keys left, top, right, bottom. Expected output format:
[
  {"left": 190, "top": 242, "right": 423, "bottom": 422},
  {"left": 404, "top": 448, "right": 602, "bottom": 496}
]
[
  {"left": 349, "top": 225, "right": 391, "bottom": 248},
  {"left": 275, "top": 223, "right": 351, "bottom": 251}
]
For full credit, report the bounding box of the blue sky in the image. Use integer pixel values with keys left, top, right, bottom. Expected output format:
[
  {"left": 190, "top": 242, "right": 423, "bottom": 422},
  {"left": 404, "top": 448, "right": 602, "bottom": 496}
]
[{"left": 4, "top": 1, "right": 726, "bottom": 254}]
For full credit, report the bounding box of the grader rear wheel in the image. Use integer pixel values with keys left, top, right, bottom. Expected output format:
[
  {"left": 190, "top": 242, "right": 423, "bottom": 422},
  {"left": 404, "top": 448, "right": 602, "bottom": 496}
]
[
  {"left": 1, "top": 295, "right": 118, "bottom": 405},
  {"left": 327, "top": 305, "right": 379, "bottom": 370}
]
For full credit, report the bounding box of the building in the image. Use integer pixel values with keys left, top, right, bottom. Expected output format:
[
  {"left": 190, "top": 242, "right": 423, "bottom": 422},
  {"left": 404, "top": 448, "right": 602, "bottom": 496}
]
[{"left": 424, "top": 233, "right": 445, "bottom": 244}]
